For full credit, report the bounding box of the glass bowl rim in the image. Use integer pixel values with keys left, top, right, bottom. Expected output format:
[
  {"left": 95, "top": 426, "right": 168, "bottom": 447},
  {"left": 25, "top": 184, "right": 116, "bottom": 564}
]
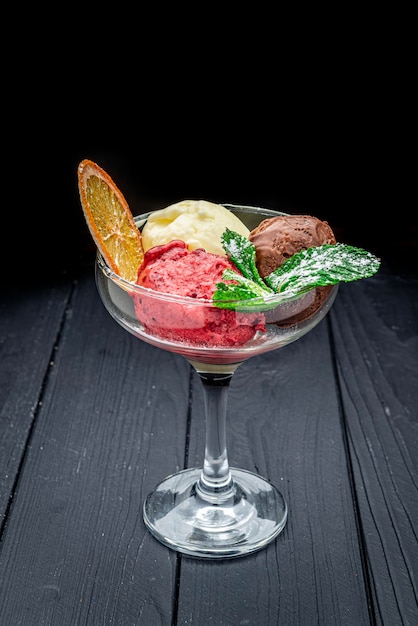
[{"left": 96, "top": 203, "right": 334, "bottom": 308}]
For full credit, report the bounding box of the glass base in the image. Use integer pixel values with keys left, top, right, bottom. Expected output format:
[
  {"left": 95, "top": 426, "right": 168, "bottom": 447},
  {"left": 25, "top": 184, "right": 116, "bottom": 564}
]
[{"left": 143, "top": 467, "right": 288, "bottom": 558}]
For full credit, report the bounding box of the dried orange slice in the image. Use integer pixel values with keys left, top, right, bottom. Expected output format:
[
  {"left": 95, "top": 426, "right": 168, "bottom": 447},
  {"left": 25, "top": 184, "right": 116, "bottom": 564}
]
[{"left": 78, "top": 159, "right": 144, "bottom": 282}]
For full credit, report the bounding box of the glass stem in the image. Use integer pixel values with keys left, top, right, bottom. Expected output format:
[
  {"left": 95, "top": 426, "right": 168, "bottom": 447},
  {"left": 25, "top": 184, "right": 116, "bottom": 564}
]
[{"left": 196, "top": 370, "right": 235, "bottom": 501}]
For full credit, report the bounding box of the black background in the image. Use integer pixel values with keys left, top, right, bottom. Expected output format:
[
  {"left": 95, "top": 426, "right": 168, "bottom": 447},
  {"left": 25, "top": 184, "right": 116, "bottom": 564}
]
[{"left": 4, "top": 21, "right": 415, "bottom": 285}]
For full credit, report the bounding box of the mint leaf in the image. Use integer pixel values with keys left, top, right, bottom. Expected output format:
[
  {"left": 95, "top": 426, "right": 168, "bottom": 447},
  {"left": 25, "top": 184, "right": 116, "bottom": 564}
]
[
  {"left": 214, "top": 229, "right": 381, "bottom": 312},
  {"left": 221, "top": 228, "right": 267, "bottom": 289},
  {"left": 219, "top": 269, "right": 273, "bottom": 297},
  {"left": 213, "top": 269, "right": 275, "bottom": 310},
  {"left": 213, "top": 284, "right": 267, "bottom": 310},
  {"left": 265, "top": 243, "right": 381, "bottom": 294}
]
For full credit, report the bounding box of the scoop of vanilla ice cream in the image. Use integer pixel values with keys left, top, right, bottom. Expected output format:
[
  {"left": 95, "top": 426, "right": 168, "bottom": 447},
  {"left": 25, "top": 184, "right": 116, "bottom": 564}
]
[{"left": 141, "top": 200, "right": 250, "bottom": 256}]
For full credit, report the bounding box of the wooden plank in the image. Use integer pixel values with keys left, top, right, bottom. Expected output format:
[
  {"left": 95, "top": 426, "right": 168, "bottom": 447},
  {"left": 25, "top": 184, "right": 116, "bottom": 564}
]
[
  {"left": 2, "top": 266, "right": 415, "bottom": 625},
  {"left": 0, "top": 282, "right": 70, "bottom": 521},
  {"left": 0, "top": 274, "right": 190, "bottom": 624},
  {"left": 331, "top": 267, "right": 418, "bottom": 626},
  {"left": 178, "top": 313, "right": 372, "bottom": 625}
]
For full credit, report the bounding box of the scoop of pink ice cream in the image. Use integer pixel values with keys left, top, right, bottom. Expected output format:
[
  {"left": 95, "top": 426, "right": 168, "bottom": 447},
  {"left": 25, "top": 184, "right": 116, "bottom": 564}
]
[{"left": 133, "top": 240, "right": 266, "bottom": 347}]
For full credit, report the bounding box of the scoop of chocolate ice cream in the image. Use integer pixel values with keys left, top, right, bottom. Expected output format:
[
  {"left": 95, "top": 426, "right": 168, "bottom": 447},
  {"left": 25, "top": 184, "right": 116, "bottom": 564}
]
[
  {"left": 249, "top": 214, "right": 336, "bottom": 278},
  {"left": 249, "top": 215, "right": 337, "bottom": 327}
]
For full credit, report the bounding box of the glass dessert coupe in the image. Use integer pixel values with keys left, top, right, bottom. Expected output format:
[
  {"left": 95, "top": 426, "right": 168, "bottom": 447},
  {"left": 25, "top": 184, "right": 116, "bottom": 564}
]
[{"left": 95, "top": 204, "right": 338, "bottom": 558}]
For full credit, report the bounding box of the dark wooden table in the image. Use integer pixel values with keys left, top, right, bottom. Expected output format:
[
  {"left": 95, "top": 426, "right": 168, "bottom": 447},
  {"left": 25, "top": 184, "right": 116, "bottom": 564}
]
[{"left": 1, "top": 259, "right": 417, "bottom": 625}]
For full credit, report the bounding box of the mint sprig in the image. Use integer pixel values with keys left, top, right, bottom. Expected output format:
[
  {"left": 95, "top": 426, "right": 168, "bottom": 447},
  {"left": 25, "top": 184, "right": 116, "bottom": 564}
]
[
  {"left": 265, "top": 243, "right": 381, "bottom": 295},
  {"left": 212, "top": 269, "right": 278, "bottom": 311},
  {"left": 220, "top": 228, "right": 269, "bottom": 290},
  {"left": 212, "top": 230, "right": 381, "bottom": 310},
  {"left": 214, "top": 229, "right": 274, "bottom": 311}
]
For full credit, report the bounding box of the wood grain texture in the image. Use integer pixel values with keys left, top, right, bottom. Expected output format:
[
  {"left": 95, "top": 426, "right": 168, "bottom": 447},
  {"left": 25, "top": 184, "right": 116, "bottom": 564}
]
[
  {"left": 178, "top": 320, "right": 371, "bottom": 626},
  {"left": 331, "top": 268, "right": 418, "bottom": 626},
  {"left": 0, "top": 282, "right": 71, "bottom": 522},
  {"left": 0, "top": 275, "right": 189, "bottom": 624},
  {"left": 0, "top": 265, "right": 416, "bottom": 625}
]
